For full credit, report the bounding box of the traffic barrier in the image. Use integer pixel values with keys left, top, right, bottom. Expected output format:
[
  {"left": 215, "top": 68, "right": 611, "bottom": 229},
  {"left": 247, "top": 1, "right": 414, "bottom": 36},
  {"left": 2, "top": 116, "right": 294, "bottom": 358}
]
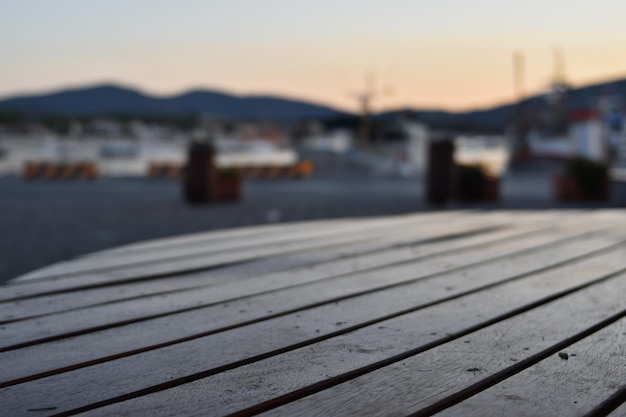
[
  {"left": 148, "top": 160, "right": 314, "bottom": 179},
  {"left": 148, "top": 162, "right": 184, "bottom": 179},
  {"left": 236, "top": 161, "right": 315, "bottom": 179},
  {"left": 23, "top": 162, "right": 98, "bottom": 180}
]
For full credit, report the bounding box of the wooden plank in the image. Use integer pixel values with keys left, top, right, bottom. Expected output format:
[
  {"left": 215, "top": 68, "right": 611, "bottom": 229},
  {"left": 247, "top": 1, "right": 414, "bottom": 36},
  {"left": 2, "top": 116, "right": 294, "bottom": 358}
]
[
  {"left": 76, "top": 209, "right": 548, "bottom": 259},
  {"left": 82, "top": 214, "right": 376, "bottom": 256},
  {"left": 0, "top": 210, "right": 612, "bottom": 303},
  {"left": 1, "top": 227, "right": 611, "bottom": 351},
  {"left": 13, "top": 218, "right": 350, "bottom": 280},
  {"left": 43, "top": 216, "right": 377, "bottom": 260},
  {"left": 435, "top": 318, "right": 625, "bottom": 417},
  {"left": 585, "top": 387, "right": 626, "bottom": 417},
  {"left": 53, "top": 257, "right": 626, "bottom": 417},
  {"left": 7, "top": 210, "right": 580, "bottom": 314},
  {"left": 6, "top": 245, "right": 623, "bottom": 412},
  {"left": 10, "top": 217, "right": 402, "bottom": 281},
  {"left": 10, "top": 209, "right": 589, "bottom": 282},
  {"left": 8, "top": 216, "right": 415, "bottom": 281},
  {"left": 13, "top": 211, "right": 464, "bottom": 281},
  {"left": 1, "top": 212, "right": 524, "bottom": 300},
  {"left": 238, "top": 277, "right": 626, "bottom": 417},
  {"left": 1, "top": 234, "right": 622, "bottom": 388},
  {"left": 0, "top": 245, "right": 624, "bottom": 412},
  {"left": 8, "top": 210, "right": 516, "bottom": 288},
  {"left": 0, "top": 228, "right": 445, "bottom": 301},
  {"left": 2, "top": 210, "right": 625, "bottom": 417},
  {"left": 83, "top": 211, "right": 463, "bottom": 255},
  {"left": 0, "top": 221, "right": 540, "bottom": 323},
  {"left": 246, "top": 277, "right": 626, "bottom": 417}
]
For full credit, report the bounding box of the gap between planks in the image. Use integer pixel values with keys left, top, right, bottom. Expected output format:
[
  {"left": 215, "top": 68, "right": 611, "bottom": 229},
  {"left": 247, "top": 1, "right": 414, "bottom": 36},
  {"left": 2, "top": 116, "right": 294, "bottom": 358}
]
[
  {"left": 43, "top": 254, "right": 626, "bottom": 417},
  {"left": 3, "top": 237, "right": 626, "bottom": 415},
  {"left": 1, "top": 223, "right": 619, "bottom": 352}
]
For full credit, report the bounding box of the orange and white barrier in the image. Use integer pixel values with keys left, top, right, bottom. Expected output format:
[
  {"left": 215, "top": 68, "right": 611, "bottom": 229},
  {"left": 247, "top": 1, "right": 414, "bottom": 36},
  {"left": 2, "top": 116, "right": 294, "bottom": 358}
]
[
  {"left": 148, "top": 162, "right": 184, "bottom": 179},
  {"left": 147, "top": 160, "right": 314, "bottom": 179},
  {"left": 23, "top": 162, "right": 98, "bottom": 180}
]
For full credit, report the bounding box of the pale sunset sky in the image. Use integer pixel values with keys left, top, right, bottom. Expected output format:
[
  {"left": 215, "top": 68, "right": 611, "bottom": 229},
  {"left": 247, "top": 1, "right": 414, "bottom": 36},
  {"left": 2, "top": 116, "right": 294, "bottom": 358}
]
[{"left": 1, "top": 0, "right": 625, "bottom": 112}]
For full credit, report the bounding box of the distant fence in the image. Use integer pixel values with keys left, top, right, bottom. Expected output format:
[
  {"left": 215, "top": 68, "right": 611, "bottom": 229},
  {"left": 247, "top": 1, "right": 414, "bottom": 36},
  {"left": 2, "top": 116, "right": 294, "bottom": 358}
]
[
  {"left": 23, "top": 162, "right": 98, "bottom": 180},
  {"left": 147, "top": 160, "right": 314, "bottom": 179}
]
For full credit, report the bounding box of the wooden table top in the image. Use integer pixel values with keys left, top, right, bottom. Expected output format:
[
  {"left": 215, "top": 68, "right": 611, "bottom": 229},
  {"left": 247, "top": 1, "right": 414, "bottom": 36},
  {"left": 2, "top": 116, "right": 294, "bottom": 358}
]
[{"left": 2, "top": 210, "right": 626, "bottom": 417}]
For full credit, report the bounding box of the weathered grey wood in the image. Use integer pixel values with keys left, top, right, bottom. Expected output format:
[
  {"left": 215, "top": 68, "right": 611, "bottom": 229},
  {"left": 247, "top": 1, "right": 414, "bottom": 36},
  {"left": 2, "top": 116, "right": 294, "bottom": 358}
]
[
  {"left": 0, "top": 218, "right": 522, "bottom": 322},
  {"left": 10, "top": 209, "right": 593, "bottom": 283},
  {"left": 237, "top": 276, "right": 626, "bottom": 417},
  {"left": 597, "top": 393, "right": 626, "bottom": 417},
  {"left": 14, "top": 217, "right": 375, "bottom": 279},
  {"left": 1, "top": 234, "right": 621, "bottom": 388},
  {"left": 0, "top": 217, "right": 533, "bottom": 322},
  {"left": 2, "top": 246, "right": 625, "bottom": 417},
  {"left": 1, "top": 227, "right": 610, "bottom": 352},
  {"left": 74, "top": 209, "right": 623, "bottom": 263},
  {"left": 0, "top": 229, "right": 435, "bottom": 302},
  {"left": 5, "top": 217, "right": 429, "bottom": 288},
  {"left": 3, "top": 210, "right": 626, "bottom": 417},
  {"left": 2, "top": 212, "right": 526, "bottom": 301},
  {"left": 78, "top": 215, "right": 399, "bottom": 259},
  {"left": 86, "top": 209, "right": 569, "bottom": 261},
  {"left": 69, "top": 265, "right": 626, "bottom": 417},
  {"left": 436, "top": 318, "right": 626, "bottom": 417},
  {"left": 0, "top": 213, "right": 541, "bottom": 316},
  {"left": 13, "top": 211, "right": 465, "bottom": 281}
]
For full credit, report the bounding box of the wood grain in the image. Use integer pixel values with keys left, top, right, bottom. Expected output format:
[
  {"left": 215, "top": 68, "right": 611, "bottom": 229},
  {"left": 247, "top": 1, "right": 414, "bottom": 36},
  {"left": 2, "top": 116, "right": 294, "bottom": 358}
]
[
  {"left": 2, "top": 210, "right": 626, "bottom": 417},
  {"left": 12, "top": 212, "right": 464, "bottom": 281},
  {"left": 3, "top": 229, "right": 609, "bottom": 384},
  {"left": 2, "top": 212, "right": 520, "bottom": 300},
  {"left": 1, "top": 247, "right": 625, "bottom": 417},
  {"left": 2, "top": 228, "right": 613, "bottom": 352},
  {"left": 436, "top": 318, "right": 626, "bottom": 417},
  {"left": 70, "top": 267, "right": 626, "bottom": 417},
  {"left": 248, "top": 277, "right": 626, "bottom": 417},
  {"left": 0, "top": 222, "right": 536, "bottom": 323}
]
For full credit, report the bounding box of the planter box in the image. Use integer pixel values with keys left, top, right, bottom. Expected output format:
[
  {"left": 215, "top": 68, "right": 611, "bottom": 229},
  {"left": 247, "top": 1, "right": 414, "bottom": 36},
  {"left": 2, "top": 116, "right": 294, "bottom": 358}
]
[
  {"left": 216, "top": 176, "right": 242, "bottom": 201},
  {"left": 484, "top": 177, "right": 499, "bottom": 202},
  {"left": 554, "top": 175, "right": 609, "bottom": 201},
  {"left": 455, "top": 176, "right": 499, "bottom": 202}
]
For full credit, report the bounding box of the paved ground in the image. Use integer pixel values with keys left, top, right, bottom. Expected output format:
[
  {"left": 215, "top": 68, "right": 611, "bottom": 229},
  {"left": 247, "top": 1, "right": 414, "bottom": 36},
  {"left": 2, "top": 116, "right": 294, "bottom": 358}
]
[{"left": 1, "top": 175, "right": 625, "bottom": 283}]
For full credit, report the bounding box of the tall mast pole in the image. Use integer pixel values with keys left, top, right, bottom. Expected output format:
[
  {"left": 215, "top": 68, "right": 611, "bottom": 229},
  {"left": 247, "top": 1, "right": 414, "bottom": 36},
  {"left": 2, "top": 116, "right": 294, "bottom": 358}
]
[
  {"left": 553, "top": 47, "right": 565, "bottom": 86},
  {"left": 512, "top": 50, "right": 528, "bottom": 160},
  {"left": 358, "top": 71, "right": 376, "bottom": 147},
  {"left": 513, "top": 49, "right": 525, "bottom": 101}
]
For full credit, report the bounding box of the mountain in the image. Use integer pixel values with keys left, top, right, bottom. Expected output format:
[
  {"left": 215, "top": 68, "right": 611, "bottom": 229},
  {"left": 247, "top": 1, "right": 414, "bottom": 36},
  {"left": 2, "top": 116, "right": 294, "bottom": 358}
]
[
  {"left": 1, "top": 77, "right": 625, "bottom": 128},
  {"left": 0, "top": 84, "right": 348, "bottom": 120},
  {"left": 380, "top": 77, "right": 626, "bottom": 132}
]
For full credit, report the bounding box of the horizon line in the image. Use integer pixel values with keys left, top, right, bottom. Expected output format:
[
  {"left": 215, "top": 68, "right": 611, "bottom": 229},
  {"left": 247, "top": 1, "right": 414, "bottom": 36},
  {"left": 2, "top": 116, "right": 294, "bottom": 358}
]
[{"left": 1, "top": 73, "right": 625, "bottom": 115}]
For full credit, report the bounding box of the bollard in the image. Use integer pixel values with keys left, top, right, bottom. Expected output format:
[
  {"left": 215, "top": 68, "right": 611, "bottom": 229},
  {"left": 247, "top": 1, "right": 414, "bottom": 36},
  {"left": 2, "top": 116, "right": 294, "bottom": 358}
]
[
  {"left": 426, "top": 137, "right": 455, "bottom": 205},
  {"left": 183, "top": 142, "right": 217, "bottom": 203}
]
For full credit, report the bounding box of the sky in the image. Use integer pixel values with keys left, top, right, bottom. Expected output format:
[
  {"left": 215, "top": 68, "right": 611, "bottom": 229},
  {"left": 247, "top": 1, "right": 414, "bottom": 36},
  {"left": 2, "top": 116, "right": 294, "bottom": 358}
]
[{"left": 1, "top": 0, "right": 625, "bottom": 112}]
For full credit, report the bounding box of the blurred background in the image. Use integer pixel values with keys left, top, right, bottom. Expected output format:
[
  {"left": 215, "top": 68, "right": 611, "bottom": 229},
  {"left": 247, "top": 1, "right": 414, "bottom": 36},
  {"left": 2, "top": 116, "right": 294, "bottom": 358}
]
[{"left": 1, "top": 0, "right": 625, "bottom": 282}]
